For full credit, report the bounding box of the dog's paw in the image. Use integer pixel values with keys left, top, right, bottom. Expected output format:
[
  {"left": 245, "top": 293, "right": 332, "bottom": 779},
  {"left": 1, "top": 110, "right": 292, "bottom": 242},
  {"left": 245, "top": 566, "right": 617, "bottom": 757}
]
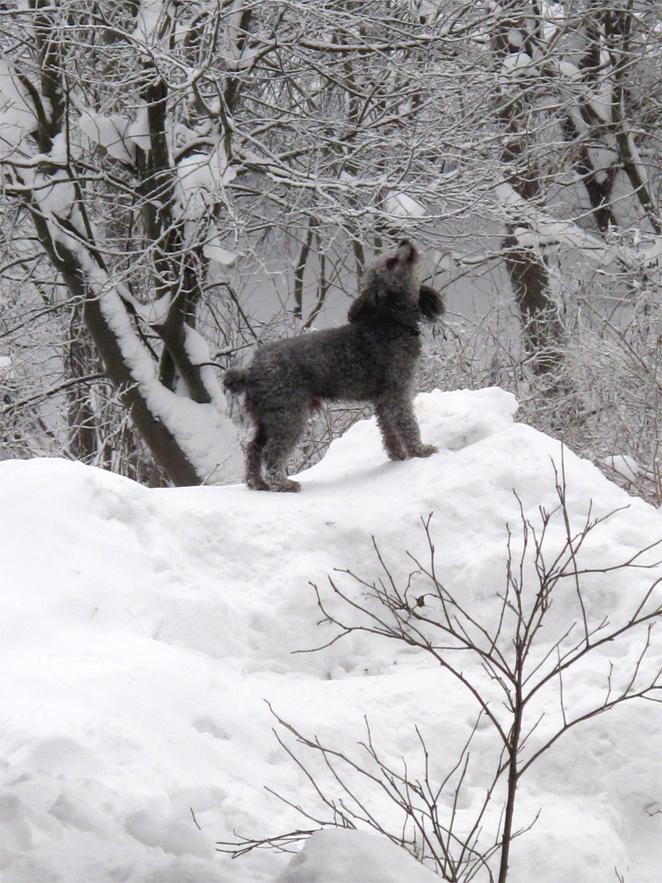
[
  {"left": 262, "top": 474, "right": 301, "bottom": 492},
  {"left": 247, "top": 475, "right": 270, "bottom": 491},
  {"left": 412, "top": 444, "right": 437, "bottom": 458},
  {"left": 386, "top": 449, "right": 408, "bottom": 461},
  {"left": 274, "top": 479, "right": 301, "bottom": 493}
]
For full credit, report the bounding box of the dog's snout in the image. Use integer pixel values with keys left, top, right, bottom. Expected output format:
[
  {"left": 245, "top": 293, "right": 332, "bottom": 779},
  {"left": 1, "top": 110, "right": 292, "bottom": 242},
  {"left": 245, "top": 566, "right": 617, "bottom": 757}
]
[{"left": 397, "top": 239, "right": 417, "bottom": 263}]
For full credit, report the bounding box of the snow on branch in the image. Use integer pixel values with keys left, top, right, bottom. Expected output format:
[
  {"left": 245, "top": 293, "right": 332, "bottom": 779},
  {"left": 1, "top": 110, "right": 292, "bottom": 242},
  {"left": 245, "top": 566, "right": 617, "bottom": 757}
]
[
  {"left": 0, "top": 57, "right": 39, "bottom": 156},
  {"left": 494, "top": 182, "right": 613, "bottom": 262}
]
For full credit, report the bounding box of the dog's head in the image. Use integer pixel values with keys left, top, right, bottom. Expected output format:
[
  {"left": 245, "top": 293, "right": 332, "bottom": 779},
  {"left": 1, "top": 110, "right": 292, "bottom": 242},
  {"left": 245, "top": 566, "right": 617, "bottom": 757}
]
[
  {"left": 369, "top": 239, "right": 424, "bottom": 297},
  {"left": 348, "top": 240, "right": 444, "bottom": 325}
]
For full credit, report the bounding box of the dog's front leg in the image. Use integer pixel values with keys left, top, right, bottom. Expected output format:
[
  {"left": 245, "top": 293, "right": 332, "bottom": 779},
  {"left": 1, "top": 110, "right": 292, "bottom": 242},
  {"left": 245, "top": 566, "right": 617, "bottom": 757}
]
[
  {"left": 375, "top": 401, "right": 408, "bottom": 460},
  {"left": 376, "top": 395, "right": 437, "bottom": 460}
]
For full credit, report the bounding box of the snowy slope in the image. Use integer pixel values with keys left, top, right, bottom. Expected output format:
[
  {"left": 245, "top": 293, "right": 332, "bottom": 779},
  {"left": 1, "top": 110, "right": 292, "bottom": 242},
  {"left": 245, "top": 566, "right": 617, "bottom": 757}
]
[{"left": 1, "top": 389, "right": 660, "bottom": 883}]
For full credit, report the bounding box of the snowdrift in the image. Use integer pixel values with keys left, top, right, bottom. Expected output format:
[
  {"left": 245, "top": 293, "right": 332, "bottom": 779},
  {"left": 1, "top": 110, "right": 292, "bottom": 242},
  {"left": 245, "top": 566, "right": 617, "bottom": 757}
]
[{"left": 1, "top": 388, "right": 660, "bottom": 882}]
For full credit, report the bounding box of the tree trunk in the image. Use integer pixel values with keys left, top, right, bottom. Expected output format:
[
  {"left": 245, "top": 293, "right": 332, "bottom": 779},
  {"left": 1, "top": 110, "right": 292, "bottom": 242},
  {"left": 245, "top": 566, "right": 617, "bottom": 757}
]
[
  {"left": 493, "top": 3, "right": 564, "bottom": 376},
  {"left": 66, "top": 308, "right": 98, "bottom": 463},
  {"left": 30, "top": 211, "right": 202, "bottom": 486},
  {"left": 503, "top": 235, "right": 563, "bottom": 376}
]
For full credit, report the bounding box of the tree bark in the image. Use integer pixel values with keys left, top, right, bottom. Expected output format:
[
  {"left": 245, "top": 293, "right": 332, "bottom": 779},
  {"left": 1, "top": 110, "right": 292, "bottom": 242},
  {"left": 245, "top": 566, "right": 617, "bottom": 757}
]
[
  {"left": 493, "top": 3, "right": 564, "bottom": 376},
  {"left": 30, "top": 210, "right": 202, "bottom": 486}
]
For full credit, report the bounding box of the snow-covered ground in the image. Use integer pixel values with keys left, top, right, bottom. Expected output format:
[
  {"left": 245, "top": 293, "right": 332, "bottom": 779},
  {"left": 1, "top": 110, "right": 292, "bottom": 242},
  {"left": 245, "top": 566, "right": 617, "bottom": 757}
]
[{"left": 1, "top": 388, "right": 661, "bottom": 882}]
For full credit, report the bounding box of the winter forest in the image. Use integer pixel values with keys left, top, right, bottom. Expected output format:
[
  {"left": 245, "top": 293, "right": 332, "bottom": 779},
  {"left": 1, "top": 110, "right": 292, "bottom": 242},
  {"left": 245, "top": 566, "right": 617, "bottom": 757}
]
[
  {"left": 0, "top": 0, "right": 661, "bottom": 491},
  {"left": 1, "top": 2, "right": 662, "bottom": 882}
]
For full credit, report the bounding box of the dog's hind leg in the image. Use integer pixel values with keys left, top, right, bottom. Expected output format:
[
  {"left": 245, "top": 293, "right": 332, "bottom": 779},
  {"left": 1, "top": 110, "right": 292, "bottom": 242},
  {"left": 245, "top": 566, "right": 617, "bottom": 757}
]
[
  {"left": 261, "top": 411, "right": 309, "bottom": 492},
  {"left": 245, "top": 423, "right": 270, "bottom": 490},
  {"left": 376, "top": 395, "right": 437, "bottom": 460}
]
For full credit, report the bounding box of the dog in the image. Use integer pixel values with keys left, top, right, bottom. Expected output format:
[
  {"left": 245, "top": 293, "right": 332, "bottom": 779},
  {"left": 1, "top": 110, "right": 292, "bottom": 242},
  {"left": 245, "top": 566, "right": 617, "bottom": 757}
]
[{"left": 223, "top": 239, "right": 444, "bottom": 491}]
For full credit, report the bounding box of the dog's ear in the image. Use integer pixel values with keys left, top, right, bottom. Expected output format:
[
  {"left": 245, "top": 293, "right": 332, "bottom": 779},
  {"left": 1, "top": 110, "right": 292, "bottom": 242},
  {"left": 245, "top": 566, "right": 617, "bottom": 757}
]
[
  {"left": 348, "top": 274, "right": 386, "bottom": 324},
  {"left": 419, "top": 284, "right": 445, "bottom": 321}
]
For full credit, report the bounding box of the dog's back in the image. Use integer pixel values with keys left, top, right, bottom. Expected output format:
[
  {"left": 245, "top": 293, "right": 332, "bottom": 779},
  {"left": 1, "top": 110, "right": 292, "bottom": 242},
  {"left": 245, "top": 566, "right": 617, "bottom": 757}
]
[{"left": 242, "top": 322, "right": 420, "bottom": 408}]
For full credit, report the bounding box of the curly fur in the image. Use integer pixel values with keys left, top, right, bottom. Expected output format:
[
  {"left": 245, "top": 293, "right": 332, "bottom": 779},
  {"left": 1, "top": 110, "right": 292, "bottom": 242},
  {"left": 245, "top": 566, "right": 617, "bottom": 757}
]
[{"left": 224, "top": 240, "right": 444, "bottom": 491}]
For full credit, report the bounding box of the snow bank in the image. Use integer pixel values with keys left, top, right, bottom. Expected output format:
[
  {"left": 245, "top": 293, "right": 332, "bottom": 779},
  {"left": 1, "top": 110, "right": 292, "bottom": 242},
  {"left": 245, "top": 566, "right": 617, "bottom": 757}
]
[
  {"left": 1, "top": 389, "right": 660, "bottom": 882},
  {"left": 277, "top": 829, "right": 439, "bottom": 882}
]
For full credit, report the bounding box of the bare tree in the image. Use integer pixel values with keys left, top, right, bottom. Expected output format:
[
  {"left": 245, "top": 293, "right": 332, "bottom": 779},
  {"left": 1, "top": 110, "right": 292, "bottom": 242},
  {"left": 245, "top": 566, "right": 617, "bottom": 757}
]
[
  {"left": 0, "top": 1, "right": 250, "bottom": 482},
  {"left": 0, "top": 1, "right": 469, "bottom": 480},
  {"left": 489, "top": 1, "right": 661, "bottom": 382}
]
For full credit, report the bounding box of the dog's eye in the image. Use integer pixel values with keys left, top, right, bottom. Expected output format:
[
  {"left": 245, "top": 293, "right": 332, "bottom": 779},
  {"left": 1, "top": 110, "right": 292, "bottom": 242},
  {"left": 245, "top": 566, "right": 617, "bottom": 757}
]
[{"left": 386, "top": 258, "right": 397, "bottom": 271}]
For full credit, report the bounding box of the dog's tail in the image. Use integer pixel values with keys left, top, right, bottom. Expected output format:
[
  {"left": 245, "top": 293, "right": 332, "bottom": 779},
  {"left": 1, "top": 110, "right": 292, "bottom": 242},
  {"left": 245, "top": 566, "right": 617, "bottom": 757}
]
[{"left": 223, "top": 367, "right": 249, "bottom": 395}]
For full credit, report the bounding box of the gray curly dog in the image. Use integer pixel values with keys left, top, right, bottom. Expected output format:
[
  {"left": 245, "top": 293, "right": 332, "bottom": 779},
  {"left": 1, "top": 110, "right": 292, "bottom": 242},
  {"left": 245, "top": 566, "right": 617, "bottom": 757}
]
[{"left": 223, "top": 240, "right": 444, "bottom": 492}]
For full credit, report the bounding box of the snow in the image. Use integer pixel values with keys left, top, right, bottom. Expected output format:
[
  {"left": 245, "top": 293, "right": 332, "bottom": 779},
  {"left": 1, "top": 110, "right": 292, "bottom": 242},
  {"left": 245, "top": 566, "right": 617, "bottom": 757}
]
[
  {"left": 79, "top": 104, "right": 151, "bottom": 162},
  {"left": 10, "top": 95, "right": 242, "bottom": 485},
  {"left": 133, "top": 0, "right": 165, "bottom": 45},
  {"left": 494, "top": 182, "right": 612, "bottom": 260},
  {"left": 174, "top": 149, "right": 236, "bottom": 221},
  {"left": 74, "top": 257, "right": 243, "bottom": 484},
  {"left": 174, "top": 148, "right": 238, "bottom": 268},
  {"left": 277, "top": 829, "right": 439, "bottom": 882},
  {"left": 643, "top": 234, "right": 662, "bottom": 266},
  {"left": 127, "top": 104, "right": 151, "bottom": 154},
  {"left": 202, "top": 233, "right": 238, "bottom": 267},
  {"left": 79, "top": 111, "right": 136, "bottom": 164},
  {"left": 32, "top": 170, "right": 77, "bottom": 220},
  {"left": 499, "top": 52, "right": 534, "bottom": 88},
  {"left": 384, "top": 190, "right": 428, "bottom": 219},
  {"left": 1, "top": 389, "right": 661, "bottom": 882},
  {"left": 604, "top": 454, "right": 640, "bottom": 484},
  {"left": 0, "top": 58, "right": 38, "bottom": 155}
]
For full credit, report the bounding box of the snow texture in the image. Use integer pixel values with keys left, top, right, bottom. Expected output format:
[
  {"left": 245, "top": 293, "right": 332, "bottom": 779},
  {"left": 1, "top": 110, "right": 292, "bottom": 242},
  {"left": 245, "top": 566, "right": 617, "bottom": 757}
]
[
  {"left": 79, "top": 259, "right": 242, "bottom": 483},
  {"left": 0, "top": 58, "right": 38, "bottom": 155},
  {"left": 277, "top": 829, "right": 439, "bottom": 882},
  {"left": 493, "top": 181, "right": 612, "bottom": 260},
  {"left": 384, "top": 190, "right": 428, "bottom": 219},
  {"left": 1, "top": 388, "right": 661, "bottom": 882},
  {"left": 79, "top": 111, "right": 137, "bottom": 164}
]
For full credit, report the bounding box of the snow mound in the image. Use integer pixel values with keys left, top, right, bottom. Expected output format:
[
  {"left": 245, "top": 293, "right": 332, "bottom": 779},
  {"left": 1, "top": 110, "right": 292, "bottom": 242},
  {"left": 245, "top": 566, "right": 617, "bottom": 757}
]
[
  {"left": 1, "top": 389, "right": 660, "bottom": 882},
  {"left": 277, "top": 829, "right": 439, "bottom": 882}
]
